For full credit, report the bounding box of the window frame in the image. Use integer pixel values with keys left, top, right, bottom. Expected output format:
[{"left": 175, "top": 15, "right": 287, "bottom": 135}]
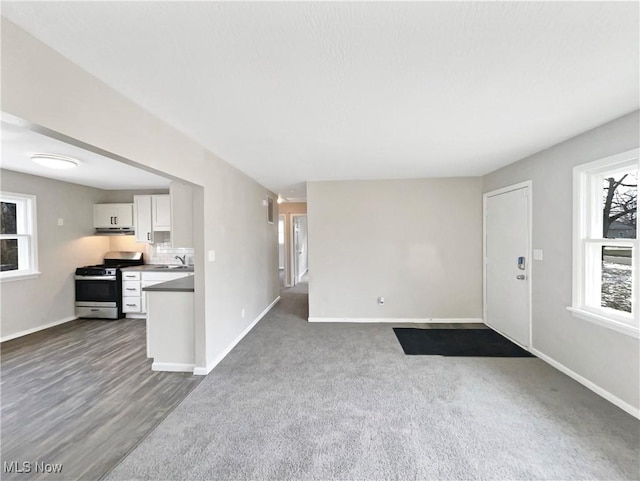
[
  {"left": 568, "top": 149, "right": 639, "bottom": 338},
  {"left": 0, "top": 192, "right": 39, "bottom": 282}
]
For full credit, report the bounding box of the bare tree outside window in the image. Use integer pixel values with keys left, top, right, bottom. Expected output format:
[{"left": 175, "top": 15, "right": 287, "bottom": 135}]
[
  {"left": 601, "top": 169, "right": 637, "bottom": 313},
  {"left": 603, "top": 171, "right": 637, "bottom": 239},
  {"left": 1, "top": 201, "right": 19, "bottom": 271}
]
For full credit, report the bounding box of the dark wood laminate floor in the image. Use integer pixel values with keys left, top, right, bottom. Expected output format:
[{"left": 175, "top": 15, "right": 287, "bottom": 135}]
[{"left": 1, "top": 318, "right": 202, "bottom": 481}]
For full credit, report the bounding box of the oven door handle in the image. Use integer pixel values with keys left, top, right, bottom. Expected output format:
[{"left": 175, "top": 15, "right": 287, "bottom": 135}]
[{"left": 75, "top": 275, "right": 117, "bottom": 281}]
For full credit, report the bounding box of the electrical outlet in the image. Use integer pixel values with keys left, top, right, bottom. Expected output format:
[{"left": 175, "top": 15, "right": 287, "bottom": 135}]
[
  {"left": 208, "top": 250, "right": 216, "bottom": 262},
  {"left": 378, "top": 297, "right": 385, "bottom": 305},
  {"left": 57, "top": 218, "right": 64, "bottom": 226},
  {"left": 241, "top": 308, "right": 245, "bottom": 319}
]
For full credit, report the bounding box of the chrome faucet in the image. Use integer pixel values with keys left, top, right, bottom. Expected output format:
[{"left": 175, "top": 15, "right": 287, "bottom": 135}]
[{"left": 175, "top": 255, "right": 186, "bottom": 265}]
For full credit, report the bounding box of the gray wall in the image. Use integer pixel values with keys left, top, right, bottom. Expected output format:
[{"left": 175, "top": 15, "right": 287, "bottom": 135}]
[
  {"left": 307, "top": 178, "right": 483, "bottom": 320},
  {"left": 0, "top": 169, "right": 110, "bottom": 338},
  {"left": 102, "top": 189, "right": 169, "bottom": 203},
  {"left": 2, "top": 19, "right": 280, "bottom": 372},
  {"left": 483, "top": 110, "right": 640, "bottom": 411}
]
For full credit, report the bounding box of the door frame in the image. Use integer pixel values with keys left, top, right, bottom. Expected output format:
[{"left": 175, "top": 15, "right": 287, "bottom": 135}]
[
  {"left": 290, "top": 213, "right": 307, "bottom": 286},
  {"left": 482, "top": 180, "right": 533, "bottom": 350},
  {"left": 278, "top": 214, "right": 286, "bottom": 285}
]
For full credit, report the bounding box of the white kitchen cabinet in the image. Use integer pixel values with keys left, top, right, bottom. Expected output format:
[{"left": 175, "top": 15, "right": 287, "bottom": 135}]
[
  {"left": 133, "top": 194, "right": 170, "bottom": 243},
  {"left": 122, "top": 280, "right": 141, "bottom": 296},
  {"left": 134, "top": 195, "right": 154, "bottom": 243},
  {"left": 93, "top": 203, "right": 134, "bottom": 228},
  {"left": 153, "top": 195, "right": 171, "bottom": 231},
  {"left": 121, "top": 271, "right": 141, "bottom": 281},
  {"left": 122, "top": 269, "right": 193, "bottom": 319},
  {"left": 122, "top": 297, "right": 142, "bottom": 313},
  {"left": 122, "top": 270, "right": 142, "bottom": 314}
]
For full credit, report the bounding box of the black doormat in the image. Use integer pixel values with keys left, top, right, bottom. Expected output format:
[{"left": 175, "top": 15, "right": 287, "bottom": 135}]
[{"left": 393, "top": 328, "right": 534, "bottom": 357}]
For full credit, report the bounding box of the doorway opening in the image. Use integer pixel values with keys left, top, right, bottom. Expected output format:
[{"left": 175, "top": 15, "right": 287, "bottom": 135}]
[
  {"left": 277, "top": 203, "right": 307, "bottom": 288},
  {"left": 291, "top": 214, "right": 308, "bottom": 286},
  {"left": 278, "top": 215, "right": 286, "bottom": 287}
]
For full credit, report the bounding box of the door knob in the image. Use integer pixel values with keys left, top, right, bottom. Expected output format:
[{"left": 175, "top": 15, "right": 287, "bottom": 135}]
[{"left": 516, "top": 274, "right": 526, "bottom": 280}]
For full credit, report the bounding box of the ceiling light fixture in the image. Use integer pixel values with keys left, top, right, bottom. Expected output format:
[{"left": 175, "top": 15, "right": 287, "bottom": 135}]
[{"left": 31, "top": 153, "right": 79, "bottom": 170}]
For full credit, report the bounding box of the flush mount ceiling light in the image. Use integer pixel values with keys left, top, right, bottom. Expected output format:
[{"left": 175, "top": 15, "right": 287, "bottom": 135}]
[{"left": 31, "top": 153, "right": 79, "bottom": 169}]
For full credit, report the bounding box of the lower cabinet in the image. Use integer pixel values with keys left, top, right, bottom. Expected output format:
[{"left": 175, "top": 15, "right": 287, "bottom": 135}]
[{"left": 122, "top": 270, "right": 193, "bottom": 318}]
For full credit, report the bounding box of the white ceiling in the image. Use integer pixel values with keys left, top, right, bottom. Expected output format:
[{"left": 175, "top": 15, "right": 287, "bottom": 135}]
[
  {"left": 1, "top": 120, "right": 171, "bottom": 190},
  {"left": 2, "top": 2, "right": 638, "bottom": 200}
]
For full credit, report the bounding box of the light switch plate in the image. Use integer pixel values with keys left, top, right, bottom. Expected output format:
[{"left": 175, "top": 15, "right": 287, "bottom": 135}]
[
  {"left": 533, "top": 249, "right": 543, "bottom": 261},
  {"left": 57, "top": 218, "right": 64, "bottom": 226},
  {"left": 208, "top": 250, "right": 216, "bottom": 262}
]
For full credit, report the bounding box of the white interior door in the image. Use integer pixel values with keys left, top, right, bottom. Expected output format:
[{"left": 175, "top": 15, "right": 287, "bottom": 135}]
[{"left": 485, "top": 184, "right": 531, "bottom": 348}]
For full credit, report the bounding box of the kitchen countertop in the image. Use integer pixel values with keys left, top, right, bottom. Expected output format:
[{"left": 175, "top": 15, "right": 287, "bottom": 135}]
[
  {"left": 121, "top": 264, "right": 194, "bottom": 273},
  {"left": 142, "top": 276, "right": 194, "bottom": 292}
]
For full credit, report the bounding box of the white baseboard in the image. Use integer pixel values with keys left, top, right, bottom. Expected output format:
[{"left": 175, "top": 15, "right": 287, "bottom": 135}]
[
  {"left": 531, "top": 347, "right": 640, "bottom": 419},
  {"left": 152, "top": 362, "right": 195, "bottom": 373},
  {"left": 193, "top": 296, "right": 281, "bottom": 376},
  {"left": 307, "top": 317, "right": 483, "bottom": 324},
  {"left": 1, "top": 316, "right": 77, "bottom": 343}
]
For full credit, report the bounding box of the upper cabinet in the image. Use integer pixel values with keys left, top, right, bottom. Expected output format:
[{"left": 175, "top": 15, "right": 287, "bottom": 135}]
[
  {"left": 134, "top": 195, "right": 154, "bottom": 243},
  {"left": 152, "top": 195, "right": 171, "bottom": 232},
  {"left": 133, "top": 194, "right": 171, "bottom": 243},
  {"left": 93, "top": 203, "right": 134, "bottom": 228}
]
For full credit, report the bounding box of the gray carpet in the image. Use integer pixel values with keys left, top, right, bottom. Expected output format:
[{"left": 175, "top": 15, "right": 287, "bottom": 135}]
[{"left": 106, "top": 281, "right": 640, "bottom": 480}]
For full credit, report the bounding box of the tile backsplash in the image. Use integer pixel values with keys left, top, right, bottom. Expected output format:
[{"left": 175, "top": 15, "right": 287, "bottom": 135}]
[{"left": 149, "top": 232, "right": 194, "bottom": 265}]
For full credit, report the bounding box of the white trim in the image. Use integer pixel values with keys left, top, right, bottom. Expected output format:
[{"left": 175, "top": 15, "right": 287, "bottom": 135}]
[
  {"left": 152, "top": 362, "right": 195, "bottom": 372},
  {"left": 576, "top": 148, "right": 639, "bottom": 174},
  {"left": 193, "top": 296, "right": 281, "bottom": 376},
  {"left": 307, "top": 317, "right": 483, "bottom": 323},
  {"left": 193, "top": 366, "right": 212, "bottom": 376},
  {"left": 566, "top": 307, "right": 640, "bottom": 338},
  {"left": 572, "top": 150, "right": 639, "bottom": 326},
  {"left": 0, "top": 316, "right": 76, "bottom": 343},
  {"left": 531, "top": 347, "right": 640, "bottom": 419},
  {"left": 0, "top": 271, "right": 41, "bottom": 283},
  {"left": 0, "top": 192, "right": 38, "bottom": 280},
  {"left": 483, "top": 180, "right": 533, "bottom": 349}
]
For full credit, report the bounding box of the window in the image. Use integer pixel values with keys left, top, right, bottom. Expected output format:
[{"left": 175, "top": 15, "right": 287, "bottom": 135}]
[
  {"left": 0, "top": 192, "right": 39, "bottom": 281},
  {"left": 569, "top": 149, "right": 638, "bottom": 337}
]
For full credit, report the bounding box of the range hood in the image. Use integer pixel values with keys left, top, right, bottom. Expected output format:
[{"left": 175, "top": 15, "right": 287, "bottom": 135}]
[{"left": 94, "top": 227, "right": 135, "bottom": 236}]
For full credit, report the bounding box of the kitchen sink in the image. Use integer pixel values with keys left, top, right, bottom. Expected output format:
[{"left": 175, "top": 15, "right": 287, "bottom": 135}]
[{"left": 168, "top": 265, "right": 191, "bottom": 269}]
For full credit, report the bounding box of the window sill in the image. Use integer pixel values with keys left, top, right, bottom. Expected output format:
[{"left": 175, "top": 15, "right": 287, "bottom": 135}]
[
  {"left": 567, "top": 307, "right": 639, "bottom": 339},
  {"left": 0, "top": 271, "right": 41, "bottom": 283}
]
